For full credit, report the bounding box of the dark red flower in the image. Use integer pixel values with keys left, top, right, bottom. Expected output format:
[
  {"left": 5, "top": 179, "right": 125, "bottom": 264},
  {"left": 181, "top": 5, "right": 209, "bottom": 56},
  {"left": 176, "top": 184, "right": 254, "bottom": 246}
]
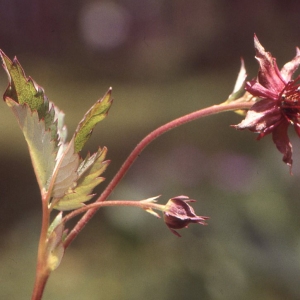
[
  {"left": 234, "top": 34, "right": 300, "bottom": 170},
  {"left": 163, "top": 195, "right": 209, "bottom": 237}
]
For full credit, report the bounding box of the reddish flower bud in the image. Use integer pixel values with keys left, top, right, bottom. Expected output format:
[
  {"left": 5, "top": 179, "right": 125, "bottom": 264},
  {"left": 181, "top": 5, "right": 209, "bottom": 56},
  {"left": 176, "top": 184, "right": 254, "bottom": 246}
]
[{"left": 163, "top": 195, "right": 209, "bottom": 237}]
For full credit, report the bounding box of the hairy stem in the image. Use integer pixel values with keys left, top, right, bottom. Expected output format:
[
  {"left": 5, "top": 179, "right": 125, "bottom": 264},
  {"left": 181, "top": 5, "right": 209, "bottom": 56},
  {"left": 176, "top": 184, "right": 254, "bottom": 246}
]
[{"left": 64, "top": 101, "right": 254, "bottom": 248}]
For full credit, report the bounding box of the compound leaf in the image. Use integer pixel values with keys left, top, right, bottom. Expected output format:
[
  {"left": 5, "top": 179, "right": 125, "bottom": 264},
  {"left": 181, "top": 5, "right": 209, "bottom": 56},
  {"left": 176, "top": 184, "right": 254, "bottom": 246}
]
[{"left": 0, "top": 50, "right": 111, "bottom": 204}]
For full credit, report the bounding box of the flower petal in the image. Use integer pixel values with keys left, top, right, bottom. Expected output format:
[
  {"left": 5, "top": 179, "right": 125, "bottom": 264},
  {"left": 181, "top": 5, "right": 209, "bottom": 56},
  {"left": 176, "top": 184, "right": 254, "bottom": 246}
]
[
  {"left": 234, "top": 99, "right": 281, "bottom": 134},
  {"left": 280, "top": 47, "right": 300, "bottom": 82},
  {"left": 272, "top": 120, "right": 293, "bottom": 168},
  {"left": 246, "top": 80, "right": 278, "bottom": 100},
  {"left": 254, "top": 34, "right": 286, "bottom": 94}
]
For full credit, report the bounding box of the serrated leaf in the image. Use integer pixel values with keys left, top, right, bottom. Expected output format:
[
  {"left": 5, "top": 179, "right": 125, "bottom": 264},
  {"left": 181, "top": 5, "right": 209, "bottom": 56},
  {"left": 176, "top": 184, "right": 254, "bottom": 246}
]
[
  {"left": 7, "top": 99, "right": 57, "bottom": 192},
  {"left": 51, "top": 138, "right": 79, "bottom": 199},
  {"left": 0, "top": 50, "right": 67, "bottom": 149},
  {"left": 76, "top": 150, "right": 103, "bottom": 179},
  {"left": 41, "top": 97, "right": 67, "bottom": 147},
  {"left": 74, "top": 88, "right": 112, "bottom": 153},
  {"left": 53, "top": 147, "right": 109, "bottom": 211},
  {"left": 0, "top": 50, "right": 111, "bottom": 207},
  {"left": 0, "top": 50, "right": 44, "bottom": 113}
]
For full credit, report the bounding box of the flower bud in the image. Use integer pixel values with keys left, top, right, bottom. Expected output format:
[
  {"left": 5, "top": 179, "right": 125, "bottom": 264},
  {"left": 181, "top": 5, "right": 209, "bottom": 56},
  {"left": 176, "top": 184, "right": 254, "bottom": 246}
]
[{"left": 163, "top": 195, "right": 209, "bottom": 237}]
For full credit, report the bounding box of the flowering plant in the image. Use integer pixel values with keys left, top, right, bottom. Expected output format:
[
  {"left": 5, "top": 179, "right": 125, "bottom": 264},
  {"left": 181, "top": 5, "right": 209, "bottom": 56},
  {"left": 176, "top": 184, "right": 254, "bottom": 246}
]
[{"left": 1, "top": 35, "right": 296, "bottom": 299}]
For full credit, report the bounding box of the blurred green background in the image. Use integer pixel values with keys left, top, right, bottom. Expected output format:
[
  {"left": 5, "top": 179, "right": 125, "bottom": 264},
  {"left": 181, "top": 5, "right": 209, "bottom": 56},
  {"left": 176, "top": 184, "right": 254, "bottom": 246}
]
[{"left": 1, "top": 1, "right": 300, "bottom": 299}]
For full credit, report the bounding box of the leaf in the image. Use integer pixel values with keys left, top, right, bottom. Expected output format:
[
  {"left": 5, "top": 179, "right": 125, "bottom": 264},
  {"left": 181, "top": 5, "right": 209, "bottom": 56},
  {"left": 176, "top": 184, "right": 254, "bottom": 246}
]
[
  {"left": 46, "top": 212, "right": 65, "bottom": 271},
  {"left": 0, "top": 50, "right": 111, "bottom": 205},
  {"left": 51, "top": 138, "right": 80, "bottom": 199},
  {"left": 74, "top": 88, "right": 112, "bottom": 153},
  {"left": 53, "top": 105, "right": 68, "bottom": 145},
  {"left": 53, "top": 147, "right": 109, "bottom": 211},
  {"left": 0, "top": 50, "right": 67, "bottom": 149},
  {"left": 41, "top": 97, "right": 68, "bottom": 147},
  {"left": 48, "top": 212, "right": 63, "bottom": 236},
  {"left": 7, "top": 99, "right": 57, "bottom": 192},
  {"left": 0, "top": 50, "right": 44, "bottom": 113},
  {"left": 0, "top": 50, "right": 71, "bottom": 194}
]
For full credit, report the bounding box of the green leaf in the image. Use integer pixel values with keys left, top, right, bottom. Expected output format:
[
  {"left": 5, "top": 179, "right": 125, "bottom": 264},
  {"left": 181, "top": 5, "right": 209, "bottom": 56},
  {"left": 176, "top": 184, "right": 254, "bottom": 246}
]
[
  {"left": 46, "top": 212, "right": 65, "bottom": 271},
  {"left": 48, "top": 212, "right": 63, "bottom": 236},
  {"left": 8, "top": 99, "right": 57, "bottom": 192},
  {"left": 74, "top": 88, "right": 112, "bottom": 153},
  {"left": 41, "top": 97, "right": 68, "bottom": 147},
  {"left": 53, "top": 147, "right": 109, "bottom": 211},
  {"left": 51, "top": 138, "right": 79, "bottom": 199},
  {"left": 0, "top": 50, "right": 67, "bottom": 149},
  {"left": 0, "top": 50, "right": 111, "bottom": 205},
  {"left": 0, "top": 51, "right": 70, "bottom": 194},
  {"left": 53, "top": 106, "right": 68, "bottom": 145},
  {"left": 0, "top": 50, "right": 44, "bottom": 113}
]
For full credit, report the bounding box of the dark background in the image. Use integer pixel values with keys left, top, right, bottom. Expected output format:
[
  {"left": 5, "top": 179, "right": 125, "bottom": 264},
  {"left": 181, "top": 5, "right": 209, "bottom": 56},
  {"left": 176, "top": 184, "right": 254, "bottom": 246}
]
[{"left": 1, "top": 1, "right": 300, "bottom": 299}]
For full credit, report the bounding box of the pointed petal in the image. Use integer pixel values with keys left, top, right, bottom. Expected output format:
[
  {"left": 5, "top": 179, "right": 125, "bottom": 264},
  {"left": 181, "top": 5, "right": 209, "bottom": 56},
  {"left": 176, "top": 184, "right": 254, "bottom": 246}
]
[
  {"left": 254, "top": 34, "right": 286, "bottom": 94},
  {"left": 234, "top": 99, "right": 281, "bottom": 133},
  {"left": 245, "top": 80, "right": 278, "bottom": 100},
  {"left": 272, "top": 120, "right": 293, "bottom": 168},
  {"left": 280, "top": 47, "right": 300, "bottom": 82}
]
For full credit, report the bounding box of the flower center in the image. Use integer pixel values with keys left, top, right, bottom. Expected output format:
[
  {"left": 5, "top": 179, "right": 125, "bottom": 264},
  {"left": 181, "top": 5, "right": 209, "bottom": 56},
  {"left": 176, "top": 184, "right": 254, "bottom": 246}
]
[{"left": 280, "top": 76, "right": 300, "bottom": 124}]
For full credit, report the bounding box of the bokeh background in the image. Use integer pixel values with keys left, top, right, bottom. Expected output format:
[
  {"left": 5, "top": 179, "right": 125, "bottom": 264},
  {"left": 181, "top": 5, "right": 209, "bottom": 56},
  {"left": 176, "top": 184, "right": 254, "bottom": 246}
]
[{"left": 1, "top": 1, "right": 300, "bottom": 299}]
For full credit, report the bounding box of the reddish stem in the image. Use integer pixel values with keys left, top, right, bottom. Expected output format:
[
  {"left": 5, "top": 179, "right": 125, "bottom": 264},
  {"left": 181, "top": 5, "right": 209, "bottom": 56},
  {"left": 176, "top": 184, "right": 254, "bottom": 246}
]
[
  {"left": 31, "top": 193, "right": 51, "bottom": 300},
  {"left": 62, "top": 199, "right": 163, "bottom": 226},
  {"left": 64, "top": 101, "right": 254, "bottom": 248},
  {"left": 31, "top": 272, "right": 50, "bottom": 300}
]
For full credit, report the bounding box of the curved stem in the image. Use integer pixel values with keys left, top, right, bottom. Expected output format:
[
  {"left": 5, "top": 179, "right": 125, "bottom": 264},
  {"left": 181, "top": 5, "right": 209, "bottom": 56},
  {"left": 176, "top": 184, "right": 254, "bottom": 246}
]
[{"left": 64, "top": 101, "right": 254, "bottom": 248}]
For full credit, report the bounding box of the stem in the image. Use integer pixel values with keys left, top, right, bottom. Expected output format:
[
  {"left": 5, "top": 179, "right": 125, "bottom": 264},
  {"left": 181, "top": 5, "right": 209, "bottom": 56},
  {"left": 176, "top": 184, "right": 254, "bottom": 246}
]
[
  {"left": 62, "top": 200, "right": 163, "bottom": 226},
  {"left": 64, "top": 101, "right": 254, "bottom": 248},
  {"left": 31, "top": 193, "right": 51, "bottom": 300}
]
